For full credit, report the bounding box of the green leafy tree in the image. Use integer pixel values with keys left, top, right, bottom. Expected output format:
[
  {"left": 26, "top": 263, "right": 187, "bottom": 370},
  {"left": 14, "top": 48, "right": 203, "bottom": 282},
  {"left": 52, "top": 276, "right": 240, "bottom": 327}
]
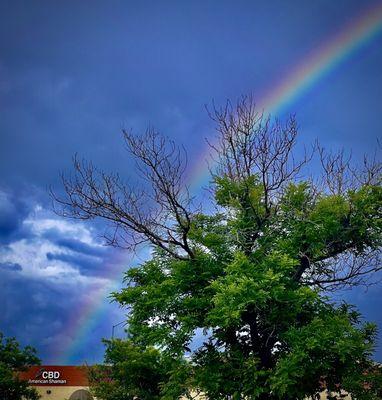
[
  {"left": 0, "top": 332, "right": 41, "bottom": 400},
  {"left": 88, "top": 339, "right": 191, "bottom": 400},
  {"left": 55, "top": 96, "right": 382, "bottom": 399}
]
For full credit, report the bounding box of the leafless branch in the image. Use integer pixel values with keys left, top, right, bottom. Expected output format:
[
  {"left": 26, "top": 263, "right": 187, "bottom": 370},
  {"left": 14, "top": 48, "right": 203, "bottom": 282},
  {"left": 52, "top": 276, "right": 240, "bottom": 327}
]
[
  {"left": 51, "top": 129, "right": 195, "bottom": 260},
  {"left": 318, "top": 142, "right": 381, "bottom": 194},
  {"left": 207, "top": 95, "right": 311, "bottom": 211},
  {"left": 302, "top": 249, "right": 382, "bottom": 291}
]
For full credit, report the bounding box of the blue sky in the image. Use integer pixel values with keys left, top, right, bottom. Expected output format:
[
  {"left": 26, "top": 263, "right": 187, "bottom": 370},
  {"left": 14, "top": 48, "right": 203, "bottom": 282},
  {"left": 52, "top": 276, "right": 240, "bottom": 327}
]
[{"left": 0, "top": 0, "right": 381, "bottom": 364}]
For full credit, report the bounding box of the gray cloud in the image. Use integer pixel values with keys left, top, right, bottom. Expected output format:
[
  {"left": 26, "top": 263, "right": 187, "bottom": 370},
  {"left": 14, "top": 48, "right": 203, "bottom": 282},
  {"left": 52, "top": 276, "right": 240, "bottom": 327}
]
[
  {"left": 0, "top": 264, "right": 124, "bottom": 364},
  {"left": 0, "top": 189, "right": 34, "bottom": 244},
  {"left": 0, "top": 262, "right": 22, "bottom": 271},
  {"left": 43, "top": 232, "right": 108, "bottom": 258},
  {"left": 0, "top": 188, "right": 127, "bottom": 363},
  {"left": 46, "top": 251, "right": 107, "bottom": 277}
]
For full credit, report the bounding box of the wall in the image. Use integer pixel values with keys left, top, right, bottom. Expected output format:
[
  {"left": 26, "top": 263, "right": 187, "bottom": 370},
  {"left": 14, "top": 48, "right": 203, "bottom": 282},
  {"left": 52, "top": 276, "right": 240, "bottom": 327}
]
[{"left": 33, "top": 386, "right": 93, "bottom": 400}]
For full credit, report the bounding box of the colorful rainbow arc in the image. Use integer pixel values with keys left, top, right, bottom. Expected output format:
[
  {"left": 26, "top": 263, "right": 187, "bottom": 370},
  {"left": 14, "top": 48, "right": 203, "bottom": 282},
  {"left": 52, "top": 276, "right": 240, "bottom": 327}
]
[
  {"left": 53, "top": 250, "right": 128, "bottom": 365},
  {"left": 189, "top": 1, "right": 382, "bottom": 189},
  {"left": 59, "top": 2, "right": 382, "bottom": 365}
]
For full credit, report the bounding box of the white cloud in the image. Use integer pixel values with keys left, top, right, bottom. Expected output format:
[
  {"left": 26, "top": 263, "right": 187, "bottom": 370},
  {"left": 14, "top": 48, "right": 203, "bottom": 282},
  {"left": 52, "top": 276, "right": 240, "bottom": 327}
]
[
  {"left": 0, "top": 203, "right": 111, "bottom": 288},
  {"left": 24, "top": 205, "right": 99, "bottom": 246}
]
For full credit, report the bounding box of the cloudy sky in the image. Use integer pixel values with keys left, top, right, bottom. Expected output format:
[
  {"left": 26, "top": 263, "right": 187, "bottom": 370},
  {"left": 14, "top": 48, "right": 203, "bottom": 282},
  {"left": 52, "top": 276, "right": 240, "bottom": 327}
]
[{"left": 0, "top": 0, "right": 381, "bottom": 364}]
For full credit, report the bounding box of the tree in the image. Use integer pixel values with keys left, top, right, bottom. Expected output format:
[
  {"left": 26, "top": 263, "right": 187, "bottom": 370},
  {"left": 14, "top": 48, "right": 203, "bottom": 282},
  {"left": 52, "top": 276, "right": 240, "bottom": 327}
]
[
  {"left": 88, "top": 339, "right": 190, "bottom": 400},
  {"left": 54, "top": 96, "right": 382, "bottom": 399},
  {"left": 0, "top": 332, "right": 41, "bottom": 400}
]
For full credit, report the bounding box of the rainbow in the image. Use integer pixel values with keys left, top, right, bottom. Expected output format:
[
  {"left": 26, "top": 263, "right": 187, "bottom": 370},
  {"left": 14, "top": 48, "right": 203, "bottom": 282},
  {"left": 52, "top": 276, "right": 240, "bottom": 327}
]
[
  {"left": 58, "top": 2, "right": 382, "bottom": 365},
  {"left": 189, "top": 1, "right": 382, "bottom": 189},
  {"left": 52, "top": 250, "right": 128, "bottom": 365},
  {"left": 56, "top": 246, "right": 151, "bottom": 365}
]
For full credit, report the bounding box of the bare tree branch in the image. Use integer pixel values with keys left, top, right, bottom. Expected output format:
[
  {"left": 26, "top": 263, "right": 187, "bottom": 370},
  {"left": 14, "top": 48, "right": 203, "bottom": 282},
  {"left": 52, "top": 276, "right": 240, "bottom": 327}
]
[
  {"left": 303, "top": 249, "right": 382, "bottom": 291},
  {"left": 318, "top": 142, "right": 381, "bottom": 194},
  {"left": 207, "top": 95, "right": 311, "bottom": 211},
  {"left": 52, "top": 95, "right": 380, "bottom": 290},
  {"left": 51, "top": 129, "right": 195, "bottom": 260}
]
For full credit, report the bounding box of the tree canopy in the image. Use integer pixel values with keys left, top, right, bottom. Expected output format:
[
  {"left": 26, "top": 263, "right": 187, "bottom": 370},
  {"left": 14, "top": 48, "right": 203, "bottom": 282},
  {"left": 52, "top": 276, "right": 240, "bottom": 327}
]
[
  {"left": 56, "top": 96, "right": 382, "bottom": 399},
  {"left": 0, "top": 332, "right": 41, "bottom": 400}
]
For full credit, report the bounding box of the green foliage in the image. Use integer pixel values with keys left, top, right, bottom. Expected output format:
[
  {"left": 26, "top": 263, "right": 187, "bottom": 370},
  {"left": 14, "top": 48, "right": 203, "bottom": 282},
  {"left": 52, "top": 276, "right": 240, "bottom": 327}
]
[
  {"left": 270, "top": 306, "right": 377, "bottom": 398},
  {"left": 275, "top": 183, "right": 382, "bottom": 261},
  {"left": 208, "top": 252, "right": 312, "bottom": 327},
  {"left": 97, "top": 175, "right": 381, "bottom": 399},
  {"left": 89, "top": 339, "right": 191, "bottom": 400},
  {"left": 0, "top": 332, "right": 41, "bottom": 400}
]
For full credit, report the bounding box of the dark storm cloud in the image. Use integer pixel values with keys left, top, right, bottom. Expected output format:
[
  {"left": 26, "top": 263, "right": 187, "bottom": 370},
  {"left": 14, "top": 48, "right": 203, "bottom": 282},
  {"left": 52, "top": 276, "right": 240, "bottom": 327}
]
[
  {"left": 1, "top": 0, "right": 379, "bottom": 191},
  {"left": 0, "top": 267, "right": 69, "bottom": 360},
  {"left": 0, "top": 187, "right": 126, "bottom": 363},
  {"left": 43, "top": 233, "right": 108, "bottom": 258},
  {"left": 0, "top": 186, "right": 118, "bottom": 278},
  {"left": 41, "top": 225, "right": 117, "bottom": 278},
  {"left": 0, "top": 262, "right": 22, "bottom": 272},
  {"left": 0, "top": 189, "right": 33, "bottom": 244},
  {"left": 0, "top": 264, "right": 123, "bottom": 364},
  {"left": 46, "top": 250, "right": 107, "bottom": 277}
]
